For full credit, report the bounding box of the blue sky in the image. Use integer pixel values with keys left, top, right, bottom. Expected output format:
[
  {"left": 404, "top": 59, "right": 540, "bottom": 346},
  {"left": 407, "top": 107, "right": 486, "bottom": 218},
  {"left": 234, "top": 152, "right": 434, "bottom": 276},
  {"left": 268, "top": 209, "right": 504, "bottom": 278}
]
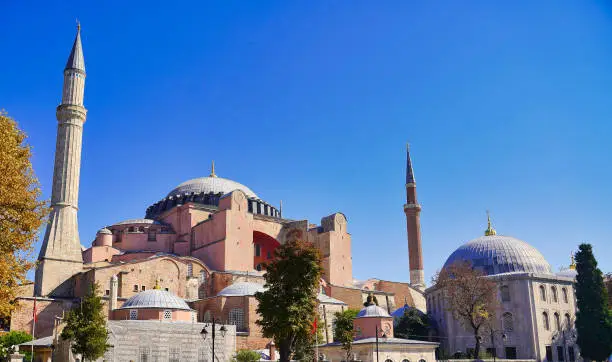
[{"left": 2, "top": 0, "right": 612, "bottom": 283}]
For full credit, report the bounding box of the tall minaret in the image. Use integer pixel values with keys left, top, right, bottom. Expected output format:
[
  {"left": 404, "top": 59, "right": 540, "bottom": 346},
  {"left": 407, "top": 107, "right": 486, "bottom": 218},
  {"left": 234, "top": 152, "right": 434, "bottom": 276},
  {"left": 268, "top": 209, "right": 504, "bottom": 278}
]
[
  {"left": 35, "top": 24, "right": 87, "bottom": 297},
  {"left": 404, "top": 144, "right": 425, "bottom": 290}
]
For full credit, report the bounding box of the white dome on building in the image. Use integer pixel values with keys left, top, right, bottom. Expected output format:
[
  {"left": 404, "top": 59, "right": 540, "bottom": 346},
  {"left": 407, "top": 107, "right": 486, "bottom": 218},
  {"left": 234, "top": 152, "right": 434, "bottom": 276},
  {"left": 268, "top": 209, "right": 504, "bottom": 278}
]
[
  {"left": 217, "top": 282, "right": 266, "bottom": 297},
  {"left": 357, "top": 304, "right": 391, "bottom": 318},
  {"left": 443, "top": 234, "right": 552, "bottom": 276},
  {"left": 167, "top": 176, "right": 258, "bottom": 199},
  {"left": 119, "top": 289, "right": 192, "bottom": 310}
]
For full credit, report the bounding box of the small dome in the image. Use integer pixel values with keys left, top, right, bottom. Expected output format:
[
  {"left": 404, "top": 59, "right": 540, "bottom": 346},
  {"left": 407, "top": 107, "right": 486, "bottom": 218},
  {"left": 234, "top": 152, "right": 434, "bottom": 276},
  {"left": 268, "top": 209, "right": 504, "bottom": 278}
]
[
  {"left": 167, "top": 176, "right": 258, "bottom": 199},
  {"left": 357, "top": 304, "right": 391, "bottom": 318},
  {"left": 391, "top": 304, "right": 424, "bottom": 319},
  {"left": 119, "top": 289, "right": 192, "bottom": 310},
  {"left": 112, "top": 219, "right": 160, "bottom": 226},
  {"left": 217, "top": 282, "right": 266, "bottom": 297},
  {"left": 97, "top": 228, "right": 112, "bottom": 235},
  {"left": 443, "top": 235, "right": 552, "bottom": 276}
]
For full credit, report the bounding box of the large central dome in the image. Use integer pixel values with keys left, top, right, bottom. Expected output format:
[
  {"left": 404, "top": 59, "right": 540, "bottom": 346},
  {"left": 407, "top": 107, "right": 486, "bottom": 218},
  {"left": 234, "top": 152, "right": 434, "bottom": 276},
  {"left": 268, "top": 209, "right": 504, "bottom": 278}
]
[
  {"left": 166, "top": 176, "right": 258, "bottom": 199},
  {"left": 443, "top": 234, "right": 552, "bottom": 276}
]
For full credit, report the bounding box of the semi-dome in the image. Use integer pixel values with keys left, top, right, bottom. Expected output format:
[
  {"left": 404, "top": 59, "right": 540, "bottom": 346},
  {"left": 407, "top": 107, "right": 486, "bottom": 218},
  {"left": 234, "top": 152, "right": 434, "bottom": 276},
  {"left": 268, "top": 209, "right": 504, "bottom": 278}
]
[
  {"left": 443, "top": 234, "right": 552, "bottom": 276},
  {"left": 167, "top": 176, "right": 258, "bottom": 199},
  {"left": 119, "top": 289, "right": 192, "bottom": 310},
  {"left": 217, "top": 282, "right": 266, "bottom": 297},
  {"left": 97, "top": 228, "right": 112, "bottom": 234}
]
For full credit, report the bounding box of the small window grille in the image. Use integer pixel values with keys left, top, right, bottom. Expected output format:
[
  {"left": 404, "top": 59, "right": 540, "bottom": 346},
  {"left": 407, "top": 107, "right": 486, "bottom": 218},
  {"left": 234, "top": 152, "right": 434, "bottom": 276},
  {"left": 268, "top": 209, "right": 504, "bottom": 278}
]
[
  {"left": 163, "top": 310, "right": 172, "bottom": 320},
  {"left": 129, "top": 309, "right": 138, "bottom": 320},
  {"left": 139, "top": 347, "right": 149, "bottom": 362},
  {"left": 169, "top": 347, "right": 180, "bottom": 362},
  {"left": 503, "top": 312, "right": 514, "bottom": 332},
  {"left": 187, "top": 263, "right": 193, "bottom": 277},
  {"left": 229, "top": 308, "right": 245, "bottom": 331}
]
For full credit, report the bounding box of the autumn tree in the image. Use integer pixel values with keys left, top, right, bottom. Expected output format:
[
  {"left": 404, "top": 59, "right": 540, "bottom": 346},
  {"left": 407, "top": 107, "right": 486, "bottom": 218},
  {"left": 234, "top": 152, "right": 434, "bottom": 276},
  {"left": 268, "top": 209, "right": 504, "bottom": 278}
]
[
  {"left": 433, "top": 261, "right": 499, "bottom": 359},
  {"left": 255, "top": 229, "right": 323, "bottom": 362},
  {"left": 574, "top": 243, "right": 612, "bottom": 361},
  {"left": 332, "top": 308, "right": 359, "bottom": 361},
  {"left": 61, "top": 283, "right": 109, "bottom": 361},
  {"left": 0, "top": 111, "right": 48, "bottom": 317}
]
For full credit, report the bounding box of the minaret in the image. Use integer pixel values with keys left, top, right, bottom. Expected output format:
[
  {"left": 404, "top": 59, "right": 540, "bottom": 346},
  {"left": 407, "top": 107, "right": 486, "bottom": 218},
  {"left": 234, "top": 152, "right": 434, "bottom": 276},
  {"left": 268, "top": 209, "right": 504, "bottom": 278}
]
[
  {"left": 35, "top": 24, "right": 87, "bottom": 297},
  {"left": 404, "top": 144, "right": 425, "bottom": 290}
]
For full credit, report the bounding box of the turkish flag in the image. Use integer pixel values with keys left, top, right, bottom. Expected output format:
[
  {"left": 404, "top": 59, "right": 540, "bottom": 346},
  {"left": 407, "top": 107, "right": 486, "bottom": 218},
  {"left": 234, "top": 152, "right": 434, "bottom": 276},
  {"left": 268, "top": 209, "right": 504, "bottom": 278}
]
[{"left": 311, "top": 318, "right": 317, "bottom": 334}]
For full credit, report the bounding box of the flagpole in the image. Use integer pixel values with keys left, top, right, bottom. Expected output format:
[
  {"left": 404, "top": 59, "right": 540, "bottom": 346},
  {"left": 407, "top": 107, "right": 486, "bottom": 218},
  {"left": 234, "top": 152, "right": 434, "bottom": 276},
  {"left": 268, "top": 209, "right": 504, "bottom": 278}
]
[{"left": 31, "top": 297, "right": 36, "bottom": 362}]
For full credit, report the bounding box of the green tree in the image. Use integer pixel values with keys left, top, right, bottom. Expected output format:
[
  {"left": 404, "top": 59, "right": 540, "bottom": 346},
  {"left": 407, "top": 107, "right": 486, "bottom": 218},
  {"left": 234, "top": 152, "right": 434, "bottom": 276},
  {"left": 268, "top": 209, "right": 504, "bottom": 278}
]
[
  {"left": 0, "top": 330, "right": 32, "bottom": 361},
  {"left": 0, "top": 111, "right": 48, "bottom": 317},
  {"left": 332, "top": 308, "right": 359, "bottom": 361},
  {"left": 60, "top": 283, "right": 109, "bottom": 361},
  {"left": 575, "top": 243, "right": 612, "bottom": 361},
  {"left": 232, "top": 349, "right": 261, "bottom": 362},
  {"left": 394, "top": 308, "right": 431, "bottom": 341},
  {"left": 255, "top": 229, "right": 323, "bottom": 362}
]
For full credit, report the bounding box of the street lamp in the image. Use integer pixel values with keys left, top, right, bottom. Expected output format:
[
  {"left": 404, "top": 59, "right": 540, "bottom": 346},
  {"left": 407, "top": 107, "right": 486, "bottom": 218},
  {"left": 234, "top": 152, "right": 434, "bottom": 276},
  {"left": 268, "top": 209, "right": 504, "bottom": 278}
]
[
  {"left": 200, "top": 316, "right": 227, "bottom": 362},
  {"left": 488, "top": 330, "right": 507, "bottom": 362},
  {"left": 375, "top": 325, "right": 388, "bottom": 362}
]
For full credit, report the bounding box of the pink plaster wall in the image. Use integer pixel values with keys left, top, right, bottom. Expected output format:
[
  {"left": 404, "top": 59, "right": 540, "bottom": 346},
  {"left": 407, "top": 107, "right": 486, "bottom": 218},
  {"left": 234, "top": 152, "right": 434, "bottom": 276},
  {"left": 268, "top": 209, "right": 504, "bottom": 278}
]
[
  {"left": 82, "top": 245, "right": 121, "bottom": 263},
  {"left": 111, "top": 308, "right": 194, "bottom": 322},
  {"left": 223, "top": 191, "right": 256, "bottom": 272},
  {"left": 353, "top": 316, "right": 394, "bottom": 339}
]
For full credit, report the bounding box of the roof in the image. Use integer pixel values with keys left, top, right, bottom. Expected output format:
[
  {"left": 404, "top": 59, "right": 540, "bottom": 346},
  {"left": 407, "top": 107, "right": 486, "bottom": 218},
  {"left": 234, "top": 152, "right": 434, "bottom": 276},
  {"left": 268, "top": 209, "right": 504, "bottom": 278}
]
[
  {"left": 391, "top": 304, "right": 425, "bottom": 318},
  {"left": 167, "top": 176, "right": 258, "bottom": 199},
  {"left": 406, "top": 145, "right": 416, "bottom": 184},
  {"left": 321, "top": 337, "right": 438, "bottom": 347},
  {"left": 357, "top": 304, "right": 391, "bottom": 318},
  {"left": 443, "top": 234, "right": 552, "bottom": 276},
  {"left": 217, "top": 281, "right": 266, "bottom": 296},
  {"left": 112, "top": 218, "right": 161, "bottom": 226},
  {"left": 317, "top": 293, "right": 347, "bottom": 305},
  {"left": 65, "top": 25, "right": 85, "bottom": 72},
  {"left": 119, "top": 289, "right": 192, "bottom": 310},
  {"left": 98, "top": 227, "right": 112, "bottom": 234},
  {"left": 18, "top": 336, "right": 54, "bottom": 347}
]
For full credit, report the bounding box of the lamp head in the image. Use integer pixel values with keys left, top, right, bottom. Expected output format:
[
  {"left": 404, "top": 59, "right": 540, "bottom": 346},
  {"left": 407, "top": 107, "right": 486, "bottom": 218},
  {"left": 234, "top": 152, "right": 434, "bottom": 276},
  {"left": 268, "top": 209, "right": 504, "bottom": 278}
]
[
  {"left": 200, "top": 327, "right": 208, "bottom": 338},
  {"left": 220, "top": 325, "right": 227, "bottom": 338}
]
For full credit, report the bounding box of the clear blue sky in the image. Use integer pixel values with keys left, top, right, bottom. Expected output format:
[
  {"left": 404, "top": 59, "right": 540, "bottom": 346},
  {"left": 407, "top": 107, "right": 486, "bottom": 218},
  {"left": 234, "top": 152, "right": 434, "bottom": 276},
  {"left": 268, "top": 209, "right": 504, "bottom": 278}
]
[{"left": 3, "top": 0, "right": 612, "bottom": 283}]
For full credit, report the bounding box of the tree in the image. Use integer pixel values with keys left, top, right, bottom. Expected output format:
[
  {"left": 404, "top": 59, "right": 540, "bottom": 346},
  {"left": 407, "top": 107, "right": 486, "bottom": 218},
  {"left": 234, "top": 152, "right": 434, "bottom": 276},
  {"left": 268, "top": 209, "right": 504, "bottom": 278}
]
[
  {"left": 255, "top": 229, "right": 323, "bottom": 362},
  {"left": 232, "top": 349, "right": 261, "bottom": 362},
  {"left": 60, "top": 283, "right": 109, "bottom": 361},
  {"left": 394, "top": 308, "right": 431, "bottom": 341},
  {"left": 433, "top": 261, "right": 499, "bottom": 359},
  {"left": 0, "top": 330, "right": 32, "bottom": 361},
  {"left": 0, "top": 111, "right": 48, "bottom": 317},
  {"left": 333, "top": 308, "right": 359, "bottom": 361},
  {"left": 574, "top": 243, "right": 612, "bottom": 361}
]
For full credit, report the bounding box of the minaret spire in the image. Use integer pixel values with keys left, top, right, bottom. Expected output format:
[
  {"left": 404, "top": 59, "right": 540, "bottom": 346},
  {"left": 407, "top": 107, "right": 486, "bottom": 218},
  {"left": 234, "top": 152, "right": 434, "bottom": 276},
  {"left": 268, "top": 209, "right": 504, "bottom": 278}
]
[
  {"left": 484, "top": 210, "right": 497, "bottom": 236},
  {"left": 210, "top": 160, "right": 217, "bottom": 177},
  {"left": 35, "top": 25, "right": 87, "bottom": 297},
  {"left": 404, "top": 144, "right": 425, "bottom": 290}
]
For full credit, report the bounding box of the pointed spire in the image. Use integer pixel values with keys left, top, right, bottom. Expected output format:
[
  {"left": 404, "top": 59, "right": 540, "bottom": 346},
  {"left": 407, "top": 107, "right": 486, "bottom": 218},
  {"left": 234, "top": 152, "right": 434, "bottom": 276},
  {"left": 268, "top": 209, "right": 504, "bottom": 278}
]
[
  {"left": 65, "top": 21, "right": 85, "bottom": 72},
  {"left": 209, "top": 160, "right": 217, "bottom": 177},
  {"left": 485, "top": 210, "right": 497, "bottom": 236},
  {"left": 406, "top": 143, "right": 416, "bottom": 184}
]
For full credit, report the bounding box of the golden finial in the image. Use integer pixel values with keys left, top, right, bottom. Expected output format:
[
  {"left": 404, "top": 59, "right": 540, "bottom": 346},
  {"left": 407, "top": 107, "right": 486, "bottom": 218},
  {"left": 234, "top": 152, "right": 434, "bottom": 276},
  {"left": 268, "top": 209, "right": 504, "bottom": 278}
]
[
  {"left": 485, "top": 210, "right": 497, "bottom": 236},
  {"left": 569, "top": 253, "right": 576, "bottom": 270},
  {"left": 153, "top": 279, "right": 161, "bottom": 290},
  {"left": 210, "top": 160, "right": 217, "bottom": 178}
]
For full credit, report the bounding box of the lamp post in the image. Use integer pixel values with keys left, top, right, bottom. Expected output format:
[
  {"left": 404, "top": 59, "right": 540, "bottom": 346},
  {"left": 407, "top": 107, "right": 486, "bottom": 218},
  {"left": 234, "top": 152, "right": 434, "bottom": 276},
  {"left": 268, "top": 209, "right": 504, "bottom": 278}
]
[
  {"left": 200, "top": 316, "right": 227, "bottom": 362},
  {"left": 375, "top": 325, "right": 387, "bottom": 362},
  {"left": 488, "top": 330, "right": 507, "bottom": 362}
]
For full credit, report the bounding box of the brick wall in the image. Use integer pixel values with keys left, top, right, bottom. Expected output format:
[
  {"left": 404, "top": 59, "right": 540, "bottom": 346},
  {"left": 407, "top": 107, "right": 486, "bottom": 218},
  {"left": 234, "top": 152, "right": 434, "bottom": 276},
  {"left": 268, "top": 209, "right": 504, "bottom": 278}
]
[{"left": 10, "top": 297, "right": 76, "bottom": 338}]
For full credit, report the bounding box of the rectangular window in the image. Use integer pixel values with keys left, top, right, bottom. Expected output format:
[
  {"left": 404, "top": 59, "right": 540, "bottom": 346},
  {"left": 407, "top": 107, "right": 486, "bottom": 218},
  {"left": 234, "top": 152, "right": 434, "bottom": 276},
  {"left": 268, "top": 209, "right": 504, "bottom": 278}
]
[
  {"left": 133, "top": 285, "right": 139, "bottom": 292},
  {"left": 129, "top": 309, "right": 138, "bottom": 320},
  {"left": 568, "top": 347, "right": 575, "bottom": 362},
  {"left": 105, "top": 289, "right": 110, "bottom": 296},
  {"left": 141, "top": 285, "right": 146, "bottom": 291},
  {"left": 187, "top": 263, "right": 193, "bottom": 277},
  {"left": 557, "top": 346, "right": 565, "bottom": 361},
  {"left": 505, "top": 347, "right": 517, "bottom": 359},
  {"left": 546, "top": 346, "right": 553, "bottom": 361},
  {"left": 255, "top": 244, "right": 261, "bottom": 257}
]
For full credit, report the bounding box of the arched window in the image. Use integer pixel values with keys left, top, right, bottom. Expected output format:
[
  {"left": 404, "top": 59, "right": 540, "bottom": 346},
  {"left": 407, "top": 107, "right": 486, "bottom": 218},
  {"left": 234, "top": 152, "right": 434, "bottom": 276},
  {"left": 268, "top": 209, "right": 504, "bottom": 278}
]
[
  {"left": 539, "top": 285, "right": 546, "bottom": 301},
  {"left": 138, "top": 226, "right": 145, "bottom": 233},
  {"left": 565, "top": 313, "right": 572, "bottom": 329},
  {"left": 554, "top": 312, "right": 561, "bottom": 331},
  {"left": 385, "top": 360, "right": 393, "bottom": 362},
  {"left": 229, "top": 308, "right": 245, "bottom": 331},
  {"left": 503, "top": 312, "right": 514, "bottom": 332},
  {"left": 543, "top": 312, "right": 550, "bottom": 330},
  {"left": 562, "top": 288, "right": 569, "bottom": 303},
  {"left": 500, "top": 286, "right": 511, "bottom": 302},
  {"left": 419, "top": 359, "right": 426, "bottom": 362},
  {"left": 128, "top": 226, "right": 135, "bottom": 232},
  {"left": 402, "top": 360, "right": 410, "bottom": 362},
  {"left": 551, "top": 287, "right": 558, "bottom": 303}
]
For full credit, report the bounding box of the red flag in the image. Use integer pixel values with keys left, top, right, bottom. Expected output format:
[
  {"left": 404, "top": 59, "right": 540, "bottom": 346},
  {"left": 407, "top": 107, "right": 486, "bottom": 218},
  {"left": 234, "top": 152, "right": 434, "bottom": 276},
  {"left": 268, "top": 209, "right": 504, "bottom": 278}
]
[
  {"left": 32, "top": 297, "right": 37, "bottom": 323},
  {"left": 311, "top": 318, "right": 317, "bottom": 334}
]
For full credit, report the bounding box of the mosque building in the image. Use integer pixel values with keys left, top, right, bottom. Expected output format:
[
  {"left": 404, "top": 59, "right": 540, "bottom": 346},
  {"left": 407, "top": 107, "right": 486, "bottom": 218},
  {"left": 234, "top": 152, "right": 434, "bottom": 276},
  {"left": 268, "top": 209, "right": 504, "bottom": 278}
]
[{"left": 8, "top": 25, "right": 427, "bottom": 359}]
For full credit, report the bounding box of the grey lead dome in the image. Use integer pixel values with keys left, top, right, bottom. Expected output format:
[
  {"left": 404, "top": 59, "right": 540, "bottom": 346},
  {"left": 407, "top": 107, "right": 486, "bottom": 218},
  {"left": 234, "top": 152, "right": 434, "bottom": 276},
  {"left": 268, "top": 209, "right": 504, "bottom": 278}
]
[
  {"left": 443, "top": 235, "right": 552, "bottom": 276},
  {"left": 167, "top": 176, "right": 258, "bottom": 199},
  {"left": 119, "top": 289, "right": 192, "bottom": 310}
]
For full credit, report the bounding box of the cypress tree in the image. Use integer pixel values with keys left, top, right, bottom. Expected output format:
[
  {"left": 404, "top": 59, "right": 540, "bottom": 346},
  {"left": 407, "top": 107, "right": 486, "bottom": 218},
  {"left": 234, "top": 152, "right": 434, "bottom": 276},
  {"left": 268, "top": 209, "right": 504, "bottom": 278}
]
[{"left": 575, "top": 243, "right": 612, "bottom": 361}]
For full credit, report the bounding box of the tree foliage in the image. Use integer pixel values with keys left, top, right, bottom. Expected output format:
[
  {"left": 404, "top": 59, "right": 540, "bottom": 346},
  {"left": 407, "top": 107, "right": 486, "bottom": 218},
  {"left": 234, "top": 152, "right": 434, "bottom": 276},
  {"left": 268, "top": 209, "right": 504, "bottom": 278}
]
[
  {"left": 0, "top": 330, "right": 33, "bottom": 361},
  {"left": 332, "top": 308, "right": 359, "bottom": 361},
  {"left": 0, "top": 111, "right": 48, "bottom": 317},
  {"left": 574, "top": 243, "right": 612, "bottom": 361},
  {"left": 394, "top": 308, "right": 431, "bottom": 341},
  {"left": 232, "top": 349, "right": 261, "bottom": 362},
  {"left": 60, "top": 283, "right": 109, "bottom": 361},
  {"left": 255, "top": 229, "right": 323, "bottom": 362},
  {"left": 433, "top": 261, "right": 499, "bottom": 359}
]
